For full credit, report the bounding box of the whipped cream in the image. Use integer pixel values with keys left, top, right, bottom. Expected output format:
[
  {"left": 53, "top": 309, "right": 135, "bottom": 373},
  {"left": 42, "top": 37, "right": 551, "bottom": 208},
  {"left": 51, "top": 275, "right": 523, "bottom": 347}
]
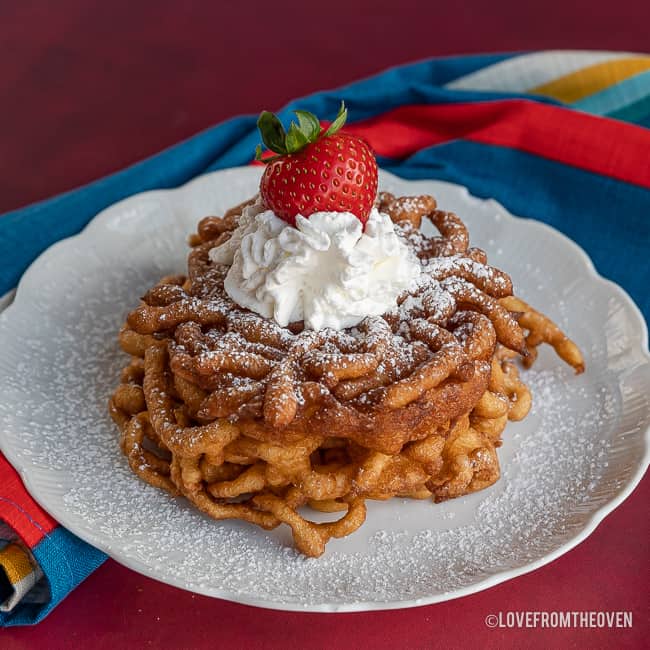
[{"left": 209, "top": 198, "right": 420, "bottom": 330}]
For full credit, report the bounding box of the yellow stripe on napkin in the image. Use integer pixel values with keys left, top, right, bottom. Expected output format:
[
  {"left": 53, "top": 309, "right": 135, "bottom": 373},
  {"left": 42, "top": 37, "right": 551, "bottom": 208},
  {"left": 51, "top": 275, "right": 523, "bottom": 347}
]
[
  {"left": 529, "top": 57, "right": 650, "bottom": 103},
  {"left": 0, "top": 543, "right": 35, "bottom": 585}
]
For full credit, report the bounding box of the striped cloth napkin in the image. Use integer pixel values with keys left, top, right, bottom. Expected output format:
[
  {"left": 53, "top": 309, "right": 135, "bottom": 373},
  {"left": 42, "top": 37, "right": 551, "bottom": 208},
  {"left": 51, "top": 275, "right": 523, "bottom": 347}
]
[{"left": 1, "top": 50, "right": 649, "bottom": 626}]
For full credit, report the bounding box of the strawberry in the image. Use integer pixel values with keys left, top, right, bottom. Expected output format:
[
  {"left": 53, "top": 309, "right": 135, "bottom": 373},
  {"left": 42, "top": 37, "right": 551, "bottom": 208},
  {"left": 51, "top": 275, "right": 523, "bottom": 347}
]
[{"left": 255, "top": 102, "right": 378, "bottom": 227}]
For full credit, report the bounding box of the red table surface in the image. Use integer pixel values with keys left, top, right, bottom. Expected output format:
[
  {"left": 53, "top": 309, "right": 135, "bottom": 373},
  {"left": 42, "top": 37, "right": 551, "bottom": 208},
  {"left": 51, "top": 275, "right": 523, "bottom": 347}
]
[{"left": 1, "top": 2, "right": 649, "bottom": 648}]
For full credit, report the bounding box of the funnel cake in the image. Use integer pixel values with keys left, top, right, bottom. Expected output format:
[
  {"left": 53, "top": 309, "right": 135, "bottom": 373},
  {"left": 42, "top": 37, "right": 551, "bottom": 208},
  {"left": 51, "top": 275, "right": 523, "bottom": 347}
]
[{"left": 110, "top": 191, "right": 584, "bottom": 557}]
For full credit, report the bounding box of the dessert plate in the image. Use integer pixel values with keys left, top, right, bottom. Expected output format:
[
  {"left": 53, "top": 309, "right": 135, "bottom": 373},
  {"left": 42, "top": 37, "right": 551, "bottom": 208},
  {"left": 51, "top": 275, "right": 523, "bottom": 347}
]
[{"left": 0, "top": 167, "right": 648, "bottom": 612}]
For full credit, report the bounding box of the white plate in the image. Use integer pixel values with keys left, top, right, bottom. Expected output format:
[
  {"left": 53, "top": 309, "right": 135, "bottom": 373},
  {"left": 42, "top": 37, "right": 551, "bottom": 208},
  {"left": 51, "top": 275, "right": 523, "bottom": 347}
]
[{"left": 0, "top": 167, "right": 648, "bottom": 612}]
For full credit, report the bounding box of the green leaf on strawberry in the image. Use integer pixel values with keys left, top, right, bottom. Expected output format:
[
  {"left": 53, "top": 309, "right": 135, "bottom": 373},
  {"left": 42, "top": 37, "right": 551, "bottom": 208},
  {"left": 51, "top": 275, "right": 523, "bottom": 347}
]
[
  {"left": 294, "top": 110, "right": 321, "bottom": 140},
  {"left": 324, "top": 102, "right": 347, "bottom": 137},
  {"left": 257, "top": 111, "right": 288, "bottom": 155},
  {"left": 285, "top": 122, "right": 310, "bottom": 152}
]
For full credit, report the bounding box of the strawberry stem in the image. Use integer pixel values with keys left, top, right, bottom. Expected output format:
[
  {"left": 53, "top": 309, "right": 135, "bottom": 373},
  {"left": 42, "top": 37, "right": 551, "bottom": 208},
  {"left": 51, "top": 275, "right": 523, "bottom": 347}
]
[{"left": 255, "top": 101, "right": 348, "bottom": 160}]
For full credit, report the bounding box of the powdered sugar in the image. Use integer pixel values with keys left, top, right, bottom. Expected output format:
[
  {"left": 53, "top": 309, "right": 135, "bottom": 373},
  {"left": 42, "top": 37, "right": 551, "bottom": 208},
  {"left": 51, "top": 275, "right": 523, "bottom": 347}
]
[
  {"left": 0, "top": 169, "right": 647, "bottom": 610},
  {"left": 0, "top": 267, "right": 634, "bottom": 607}
]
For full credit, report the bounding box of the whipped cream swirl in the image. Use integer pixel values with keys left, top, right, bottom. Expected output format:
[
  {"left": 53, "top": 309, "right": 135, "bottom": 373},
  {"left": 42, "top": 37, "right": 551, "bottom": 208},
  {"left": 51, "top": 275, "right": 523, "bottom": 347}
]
[{"left": 209, "top": 198, "right": 420, "bottom": 330}]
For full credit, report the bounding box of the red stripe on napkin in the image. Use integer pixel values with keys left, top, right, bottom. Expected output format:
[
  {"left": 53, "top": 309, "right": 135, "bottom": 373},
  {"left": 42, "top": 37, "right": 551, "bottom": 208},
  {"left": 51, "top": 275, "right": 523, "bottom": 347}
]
[
  {"left": 0, "top": 455, "right": 57, "bottom": 548},
  {"left": 342, "top": 101, "right": 650, "bottom": 188}
]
